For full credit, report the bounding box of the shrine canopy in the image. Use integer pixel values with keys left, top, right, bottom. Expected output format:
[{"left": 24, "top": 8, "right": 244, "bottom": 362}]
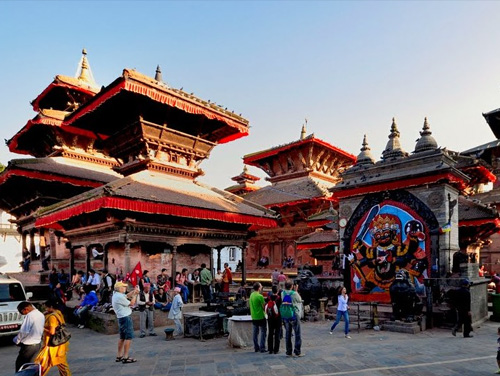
[
  {"left": 64, "top": 68, "right": 249, "bottom": 146},
  {"left": 34, "top": 171, "right": 277, "bottom": 231},
  {"left": 463, "top": 193, "right": 500, "bottom": 245},
  {"left": 226, "top": 166, "right": 261, "bottom": 196},
  {"left": 296, "top": 229, "right": 339, "bottom": 260}
]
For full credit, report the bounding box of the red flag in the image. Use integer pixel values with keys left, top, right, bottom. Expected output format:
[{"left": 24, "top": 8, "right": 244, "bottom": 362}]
[{"left": 129, "top": 262, "right": 143, "bottom": 287}]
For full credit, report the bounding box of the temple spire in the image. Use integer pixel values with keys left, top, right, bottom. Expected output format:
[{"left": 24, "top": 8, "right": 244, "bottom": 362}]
[
  {"left": 382, "top": 117, "right": 407, "bottom": 160},
  {"left": 300, "top": 119, "right": 307, "bottom": 140},
  {"left": 356, "top": 134, "right": 375, "bottom": 165},
  {"left": 76, "top": 49, "right": 97, "bottom": 88},
  {"left": 155, "top": 65, "right": 163, "bottom": 82},
  {"left": 414, "top": 117, "right": 438, "bottom": 153}
]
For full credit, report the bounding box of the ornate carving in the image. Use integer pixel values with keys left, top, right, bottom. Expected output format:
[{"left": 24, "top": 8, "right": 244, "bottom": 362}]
[
  {"left": 340, "top": 205, "right": 353, "bottom": 217},
  {"left": 427, "top": 191, "right": 444, "bottom": 208}
]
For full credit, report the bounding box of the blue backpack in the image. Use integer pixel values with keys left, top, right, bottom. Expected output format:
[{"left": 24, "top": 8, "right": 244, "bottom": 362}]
[{"left": 280, "top": 291, "right": 295, "bottom": 319}]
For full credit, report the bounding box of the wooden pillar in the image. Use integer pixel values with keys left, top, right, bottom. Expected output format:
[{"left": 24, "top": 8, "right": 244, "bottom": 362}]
[
  {"left": 103, "top": 244, "right": 109, "bottom": 271},
  {"left": 22, "top": 232, "right": 27, "bottom": 252},
  {"left": 86, "top": 246, "right": 91, "bottom": 272},
  {"left": 209, "top": 248, "right": 214, "bottom": 277},
  {"left": 171, "top": 246, "right": 177, "bottom": 283},
  {"left": 29, "top": 230, "right": 36, "bottom": 260},
  {"left": 124, "top": 242, "right": 131, "bottom": 273},
  {"left": 70, "top": 248, "right": 75, "bottom": 277},
  {"left": 217, "top": 247, "right": 222, "bottom": 272},
  {"left": 242, "top": 243, "right": 247, "bottom": 285}
]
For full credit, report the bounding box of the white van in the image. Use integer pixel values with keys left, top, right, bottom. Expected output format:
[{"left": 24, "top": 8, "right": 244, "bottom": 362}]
[{"left": 0, "top": 273, "right": 33, "bottom": 337}]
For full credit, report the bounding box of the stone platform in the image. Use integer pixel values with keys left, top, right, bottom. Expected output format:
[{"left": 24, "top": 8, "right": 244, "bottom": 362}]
[
  {"left": 381, "top": 317, "right": 425, "bottom": 334},
  {"left": 87, "top": 302, "right": 206, "bottom": 335}
]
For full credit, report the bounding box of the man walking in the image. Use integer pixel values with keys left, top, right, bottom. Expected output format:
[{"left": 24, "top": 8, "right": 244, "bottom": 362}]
[
  {"left": 13, "top": 301, "right": 45, "bottom": 372},
  {"left": 281, "top": 281, "right": 304, "bottom": 357},
  {"left": 452, "top": 278, "right": 473, "bottom": 338},
  {"left": 111, "top": 281, "right": 139, "bottom": 363},
  {"left": 249, "top": 282, "right": 267, "bottom": 352},
  {"left": 200, "top": 263, "right": 212, "bottom": 306}
]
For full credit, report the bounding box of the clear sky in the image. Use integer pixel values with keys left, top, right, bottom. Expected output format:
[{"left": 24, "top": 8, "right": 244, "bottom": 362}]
[{"left": 1, "top": 1, "right": 500, "bottom": 189}]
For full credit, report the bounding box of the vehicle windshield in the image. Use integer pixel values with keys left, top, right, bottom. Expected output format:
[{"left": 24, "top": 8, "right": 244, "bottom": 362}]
[{"left": 0, "top": 283, "right": 26, "bottom": 302}]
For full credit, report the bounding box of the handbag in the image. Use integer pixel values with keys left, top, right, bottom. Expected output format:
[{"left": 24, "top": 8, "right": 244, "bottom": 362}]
[{"left": 48, "top": 314, "right": 71, "bottom": 347}]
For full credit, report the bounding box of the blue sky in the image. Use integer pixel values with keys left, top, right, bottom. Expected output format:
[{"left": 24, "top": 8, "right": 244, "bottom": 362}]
[{"left": 1, "top": 1, "right": 500, "bottom": 189}]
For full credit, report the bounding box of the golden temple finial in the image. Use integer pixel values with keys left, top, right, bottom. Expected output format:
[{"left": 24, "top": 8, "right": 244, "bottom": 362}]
[
  {"left": 76, "top": 48, "right": 97, "bottom": 88},
  {"left": 300, "top": 118, "right": 307, "bottom": 140}
]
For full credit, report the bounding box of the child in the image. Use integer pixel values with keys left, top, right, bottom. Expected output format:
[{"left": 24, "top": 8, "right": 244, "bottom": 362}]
[{"left": 497, "top": 327, "right": 500, "bottom": 374}]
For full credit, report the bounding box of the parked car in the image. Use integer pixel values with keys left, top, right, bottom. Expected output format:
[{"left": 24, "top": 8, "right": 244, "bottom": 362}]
[{"left": 0, "top": 273, "right": 33, "bottom": 338}]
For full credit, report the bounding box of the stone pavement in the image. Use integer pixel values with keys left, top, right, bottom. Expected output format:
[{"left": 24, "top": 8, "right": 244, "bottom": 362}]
[{"left": 0, "top": 318, "right": 497, "bottom": 376}]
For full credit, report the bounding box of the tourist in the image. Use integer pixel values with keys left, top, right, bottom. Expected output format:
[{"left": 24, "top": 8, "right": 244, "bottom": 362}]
[
  {"left": 139, "top": 269, "right": 151, "bottom": 291},
  {"left": 214, "top": 269, "right": 223, "bottom": 293},
  {"left": 329, "top": 286, "right": 351, "bottom": 338},
  {"left": 168, "top": 287, "right": 184, "bottom": 337},
  {"left": 271, "top": 268, "right": 280, "bottom": 285},
  {"left": 236, "top": 260, "right": 243, "bottom": 272},
  {"left": 13, "top": 301, "right": 44, "bottom": 373},
  {"left": 451, "top": 278, "right": 473, "bottom": 338},
  {"left": 187, "top": 268, "right": 201, "bottom": 301},
  {"left": 22, "top": 249, "right": 30, "bottom": 272},
  {"left": 479, "top": 265, "right": 485, "bottom": 277},
  {"left": 175, "top": 268, "right": 189, "bottom": 303},
  {"left": 221, "top": 263, "right": 233, "bottom": 293},
  {"left": 74, "top": 286, "right": 98, "bottom": 329},
  {"left": 281, "top": 281, "right": 304, "bottom": 357},
  {"left": 200, "top": 263, "right": 212, "bottom": 306},
  {"left": 58, "top": 269, "right": 69, "bottom": 291},
  {"left": 112, "top": 281, "right": 139, "bottom": 364},
  {"left": 68, "top": 270, "right": 84, "bottom": 300},
  {"left": 249, "top": 282, "right": 267, "bottom": 353},
  {"left": 99, "top": 269, "right": 115, "bottom": 304},
  {"left": 41, "top": 248, "right": 51, "bottom": 271},
  {"left": 49, "top": 268, "right": 59, "bottom": 290},
  {"left": 265, "top": 285, "right": 281, "bottom": 354},
  {"left": 156, "top": 268, "right": 170, "bottom": 291},
  {"left": 257, "top": 255, "right": 269, "bottom": 269},
  {"left": 237, "top": 282, "right": 248, "bottom": 300},
  {"left": 34, "top": 299, "right": 71, "bottom": 376},
  {"left": 86, "top": 269, "right": 101, "bottom": 292},
  {"left": 278, "top": 271, "right": 287, "bottom": 290},
  {"left": 154, "top": 287, "right": 172, "bottom": 311},
  {"left": 92, "top": 247, "right": 103, "bottom": 260},
  {"left": 138, "top": 283, "right": 156, "bottom": 338}
]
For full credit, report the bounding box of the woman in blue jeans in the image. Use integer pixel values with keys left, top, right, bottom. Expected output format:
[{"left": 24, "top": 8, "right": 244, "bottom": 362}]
[{"left": 329, "top": 287, "right": 351, "bottom": 338}]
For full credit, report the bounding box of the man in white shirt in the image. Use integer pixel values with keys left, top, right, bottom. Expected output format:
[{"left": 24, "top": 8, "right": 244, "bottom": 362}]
[
  {"left": 86, "top": 269, "right": 101, "bottom": 291},
  {"left": 112, "top": 281, "right": 139, "bottom": 364},
  {"left": 13, "top": 301, "right": 45, "bottom": 372},
  {"left": 92, "top": 247, "right": 104, "bottom": 260}
]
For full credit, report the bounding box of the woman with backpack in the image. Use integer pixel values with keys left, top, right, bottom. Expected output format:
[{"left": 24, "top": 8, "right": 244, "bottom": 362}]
[
  {"left": 265, "top": 286, "right": 281, "bottom": 354},
  {"left": 329, "top": 286, "right": 351, "bottom": 338}
]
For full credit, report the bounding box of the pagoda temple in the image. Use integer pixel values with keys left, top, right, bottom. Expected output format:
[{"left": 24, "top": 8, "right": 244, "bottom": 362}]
[
  {"left": 1, "top": 50, "right": 276, "bottom": 284},
  {"left": 232, "top": 124, "right": 356, "bottom": 274}
]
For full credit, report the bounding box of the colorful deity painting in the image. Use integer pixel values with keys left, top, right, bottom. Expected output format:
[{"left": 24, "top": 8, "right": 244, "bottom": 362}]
[{"left": 348, "top": 202, "right": 429, "bottom": 303}]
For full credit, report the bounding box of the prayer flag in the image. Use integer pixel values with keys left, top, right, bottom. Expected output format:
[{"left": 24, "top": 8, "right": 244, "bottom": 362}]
[{"left": 439, "top": 222, "right": 451, "bottom": 234}]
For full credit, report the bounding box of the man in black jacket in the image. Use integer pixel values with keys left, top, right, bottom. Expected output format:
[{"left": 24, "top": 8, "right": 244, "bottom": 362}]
[{"left": 452, "top": 279, "right": 473, "bottom": 338}]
